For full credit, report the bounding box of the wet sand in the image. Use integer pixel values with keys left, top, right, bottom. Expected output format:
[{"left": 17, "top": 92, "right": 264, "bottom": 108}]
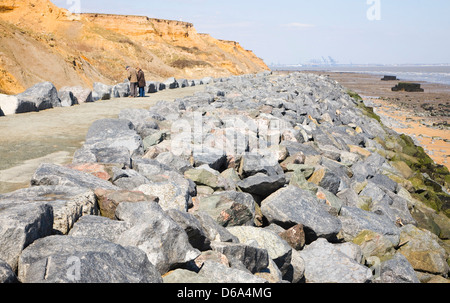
[
  {"left": 299, "top": 71, "right": 450, "bottom": 171},
  {"left": 0, "top": 85, "right": 205, "bottom": 194}
]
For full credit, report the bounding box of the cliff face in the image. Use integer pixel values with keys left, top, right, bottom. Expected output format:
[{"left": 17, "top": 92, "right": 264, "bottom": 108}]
[{"left": 0, "top": 0, "right": 269, "bottom": 94}]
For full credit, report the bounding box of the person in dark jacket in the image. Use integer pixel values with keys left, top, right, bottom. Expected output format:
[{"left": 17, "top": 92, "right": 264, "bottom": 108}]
[
  {"left": 126, "top": 66, "right": 138, "bottom": 98},
  {"left": 137, "top": 67, "right": 146, "bottom": 98}
]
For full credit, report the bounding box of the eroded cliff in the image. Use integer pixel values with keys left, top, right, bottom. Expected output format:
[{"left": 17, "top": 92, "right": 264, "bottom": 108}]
[{"left": 0, "top": 0, "right": 269, "bottom": 94}]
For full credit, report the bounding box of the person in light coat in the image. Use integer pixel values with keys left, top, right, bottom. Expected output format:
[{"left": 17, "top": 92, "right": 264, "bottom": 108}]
[{"left": 126, "top": 66, "right": 138, "bottom": 98}]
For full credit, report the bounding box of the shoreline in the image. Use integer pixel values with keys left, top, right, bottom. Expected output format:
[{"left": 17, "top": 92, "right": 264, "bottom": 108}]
[{"left": 291, "top": 70, "right": 450, "bottom": 171}]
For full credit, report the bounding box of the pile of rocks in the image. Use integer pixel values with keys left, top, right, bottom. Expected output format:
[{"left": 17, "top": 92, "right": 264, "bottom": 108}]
[
  {"left": 1, "top": 71, "right": 449, "bottom": 283},
  {"left": 0, "top": 82, "right": 91, "bottom": 116},
  {"left": 0, "top": 76, "right": 212, "bottom": 116}
]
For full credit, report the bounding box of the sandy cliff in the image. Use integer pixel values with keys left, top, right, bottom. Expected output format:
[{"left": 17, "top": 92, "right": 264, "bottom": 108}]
[{"left": 0, "top": 0, "right": 269, "bottom": 94}]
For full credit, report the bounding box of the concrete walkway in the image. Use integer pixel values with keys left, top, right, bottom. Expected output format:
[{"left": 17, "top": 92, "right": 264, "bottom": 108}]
[{"left": 0, "top": 85, "right": 205, "bottom": 194}]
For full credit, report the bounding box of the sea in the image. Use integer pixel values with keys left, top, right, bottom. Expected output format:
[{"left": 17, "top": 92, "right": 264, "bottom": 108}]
[{"left": 271, "top": 65, "right": 450, "bottom": 86}]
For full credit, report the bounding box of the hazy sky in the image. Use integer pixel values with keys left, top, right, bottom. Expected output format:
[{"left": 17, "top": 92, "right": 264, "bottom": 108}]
[{"left": 52, "top": 0, "right": 450, "bottom": 65}]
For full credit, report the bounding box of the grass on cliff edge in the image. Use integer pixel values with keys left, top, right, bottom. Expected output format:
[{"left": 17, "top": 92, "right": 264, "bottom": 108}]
[{"left": 347, "top": 90, "right": 450, "bottom": 218}]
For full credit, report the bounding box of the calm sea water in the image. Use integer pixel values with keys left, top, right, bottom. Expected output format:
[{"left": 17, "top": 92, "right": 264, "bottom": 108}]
[{"left": 273, "top": 65, "right": 450, "bottom": 86}]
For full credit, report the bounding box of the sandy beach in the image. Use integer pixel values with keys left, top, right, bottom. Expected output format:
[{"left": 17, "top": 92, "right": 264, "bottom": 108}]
[{"left": 297, "top": 71, "right": 450, "bottom": 171}]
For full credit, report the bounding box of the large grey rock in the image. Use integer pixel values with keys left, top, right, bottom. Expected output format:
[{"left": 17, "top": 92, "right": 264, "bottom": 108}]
[
  {"left": 308, "top": 166, "right": 341, "bottom": 195},
  {"left": 365, "top": 152, "right": 388, "bottom": 169},
  {"left": 31, "top": 163, "right": 119, "bottom": 191},
  {"left": 261, "top": 186, "right": 342, "bottom": 242},
  {"left": 166, "top": 209, "right": 211, "bottom": 251},
  {"left": 92, "top": 82, "right": 113, "bottom": 101},
  {"left": 158, "top": 82, "right": 166, "bottom": 91},
  {"left": 191, "top": 80, "right": 201, "bottom": 86},
  {"left": 287, "top": 249, "right": 305, "bottom": 283},
  {"left": 315, "top": 187, "right": 344, "bottom": 213},
  {"left": 143, "top": 130, "right": 169, "bottom": 150},
  {"left": 351, "top": 229, "right": 397, "bottom": 261},
  {"left": 334, "top": 242, "right": 364, "bottom": 263},
  {"left": 338, "top": 206, "right": 401, "bottom": 246},
  {"left": 359, "top": 182, "right": 389, "bottom": 204},
  {"left": 177, "top": 79, "right": 190, "bottom": 88},
  {"left": 196, "top": 191, "right": 256, "bottom": 227},
  {"left": 375, "top": 253, "right": 420, "bottom": 283},
  {"left": 237, "top": 173, "right": 286, "bottom": 197},
  {"left": 147, "top": 82, "right": 160, "bottom": 93},
  {"left": 72, "top": 146, "right": 132, "bottom": 167},
  {"left": 227, "top": 226, "right": 292, "bottom": 277},
  {"left": 369, "top": 190, "right": 417, "bottom": 227},
  {"left": 119, "top": 109, "right": 160, "bottom": 139},
  {"left": 299, "top": 238, "right": 373, "bottom": 283},
  {"left": 135, "top": 181, "right": 191, "bottom": 212},
  {"left": 239, "top": 153, "right": 283, "bottom": 178},
  {"left": 369, "top": 174, "right": 398, "bottom": 193},
  {"left": 0, "top": 202, "right": 53, "bottom": 271},
  {"left": 112, "top": 82, "right": 130, "bottom": 98},
  {"left": 201, "top": 77, "right": 213, "bottom": 85},
  {"left": 16, "top": 82, "right": 61, "bottom": 111},
  {"left": 94, "top": 187, "right": 159, "bottom": 220},
  {"left": 115, "top": 202, "right": 200, "bottom": 274},
  {"left": 57, "top": 91, "right": 78, "bottom": 107},
  {"left": 280, "top": 141, "right": 320, "bottom": 157},
  {"left": 68, "top": 215, "right": 132, "bottom": 243},
  {"left": 60, "top": 86, "right": 93, "bottom": 103},
  {"left": 184, "top": 167, "right": 231, "bottom": 191},
  {"left": 111, "top": 167, "right": 151, "bottom": 190},
  {"left": 0, "top": 185, "right": 98, "bottom": 235},
  {"left": 18, "top": 235, "right": 162, "bottom": 283},
  {"left": 155, "top": 152, "right": 192, "bottom": 174},
  {"left": 82, "top": 119, "right": 144, "bottom": 157},
  {"left": 336, "top": 187, "right": 364, "bottom": 208},
  {"left": 210, "top": 241, "right": 269, "bottom": 274},
  {"left": 192, "top": 148, "right": 227, "bottom": 171},
  {"left": 133, "top": 159, "right": 172, "bottom": 182},
  {"left": 0, "top": 94, "right": 36, "bottom": 115},
  {"left": 351, "top": 162, "right": 376, "bottom": 182},
  {"left": 192, "top": 211, "right": 239, "bottom": 243},
  {"left": 397, "top": 224, "right": 449, "bottom": 276},
  {"left": 163, "top": 77, "right": 179, "bottom": 89}
]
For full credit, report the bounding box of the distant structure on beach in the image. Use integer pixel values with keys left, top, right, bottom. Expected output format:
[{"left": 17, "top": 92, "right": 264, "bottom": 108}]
[
  {"left": 392, "top": 82, "right": 424, "bottom": 92},
  {"left": 381, "top": 75, "right": 398, "bottom": 81}
]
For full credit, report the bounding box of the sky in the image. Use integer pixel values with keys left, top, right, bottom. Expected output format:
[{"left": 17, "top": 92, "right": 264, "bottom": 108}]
[{"left": 51, "top": 0, "right": 450, "bottom": 66}]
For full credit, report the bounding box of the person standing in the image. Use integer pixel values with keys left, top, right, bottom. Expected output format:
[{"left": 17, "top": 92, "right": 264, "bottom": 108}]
[
  {"left": 126, "top": 66, "right": 138, "bottom": 98},
  {"left": 137, "top": 67, "right": 146, "bottom": 98}
]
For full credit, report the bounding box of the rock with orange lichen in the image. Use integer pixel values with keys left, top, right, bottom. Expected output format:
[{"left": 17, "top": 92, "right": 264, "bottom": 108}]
[{"left": 65, "top": 163, "right": 111, "bottom": 181}]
